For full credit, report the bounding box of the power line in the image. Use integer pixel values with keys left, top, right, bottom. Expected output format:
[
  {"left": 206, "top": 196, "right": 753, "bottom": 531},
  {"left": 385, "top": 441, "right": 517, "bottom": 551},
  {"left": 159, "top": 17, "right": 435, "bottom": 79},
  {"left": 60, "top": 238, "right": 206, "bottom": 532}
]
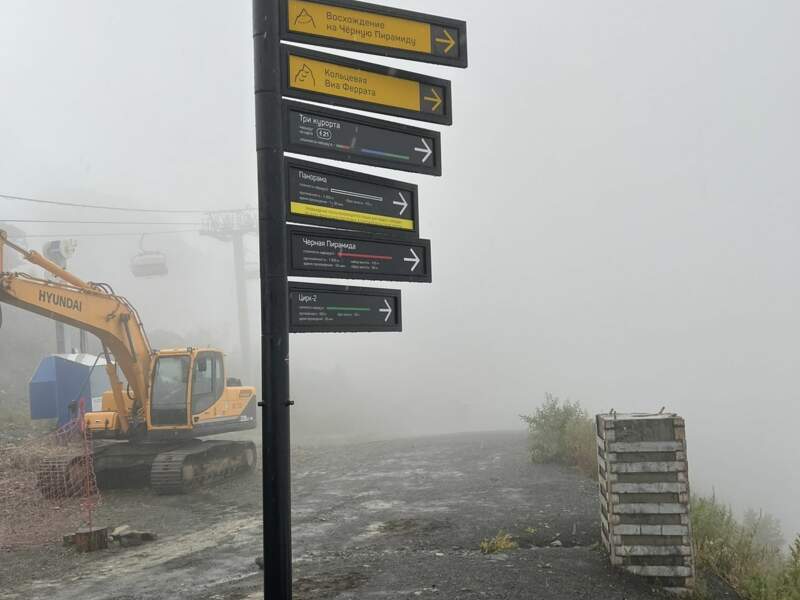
[
  {"left": 3, "top": 219, "right": 203, "bottom": 226},
  {"left": 11, "top": 229, "right": 201, "bottom": 239},
  {"left": 0, "top": 192, "right": 254, "bottom": 215}
]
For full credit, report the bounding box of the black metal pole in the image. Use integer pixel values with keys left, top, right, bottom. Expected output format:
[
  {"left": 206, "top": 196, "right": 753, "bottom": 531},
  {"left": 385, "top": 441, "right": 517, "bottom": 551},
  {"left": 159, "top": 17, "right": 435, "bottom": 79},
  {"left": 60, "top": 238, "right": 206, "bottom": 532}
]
[
  {"left": 56, "top": 321, "right": 66, "bottom": 354},
  {"left": 231, "top": 231, "right": 252, "bottom": 382},
  {"left": 253, "top": 1, "right": 292, "bottom": 598}
]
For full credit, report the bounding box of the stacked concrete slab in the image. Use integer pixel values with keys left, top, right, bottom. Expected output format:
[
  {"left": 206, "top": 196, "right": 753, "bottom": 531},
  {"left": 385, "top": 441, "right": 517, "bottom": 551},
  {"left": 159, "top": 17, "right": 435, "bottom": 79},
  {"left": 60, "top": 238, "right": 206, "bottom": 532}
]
[{"left": 596, "top": 412, "right": 695, "bottom": 595}]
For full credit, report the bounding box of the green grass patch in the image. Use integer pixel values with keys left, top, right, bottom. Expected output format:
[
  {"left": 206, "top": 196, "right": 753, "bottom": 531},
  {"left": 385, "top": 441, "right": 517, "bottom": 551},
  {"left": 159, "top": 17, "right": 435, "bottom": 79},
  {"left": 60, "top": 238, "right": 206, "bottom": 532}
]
[
  {"left": 480, "top": 531, "right": 518, "bottom": 554},
  {"left": 0, "top": 394, "right": 35, "bottom": 428}
]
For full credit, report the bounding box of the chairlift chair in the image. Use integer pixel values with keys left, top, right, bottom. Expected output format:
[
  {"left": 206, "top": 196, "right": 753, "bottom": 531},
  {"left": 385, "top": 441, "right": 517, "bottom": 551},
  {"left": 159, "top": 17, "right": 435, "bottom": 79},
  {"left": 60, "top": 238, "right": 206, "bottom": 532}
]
[{"left": 130, "top": 235, "right": 168, "bottom": 278}]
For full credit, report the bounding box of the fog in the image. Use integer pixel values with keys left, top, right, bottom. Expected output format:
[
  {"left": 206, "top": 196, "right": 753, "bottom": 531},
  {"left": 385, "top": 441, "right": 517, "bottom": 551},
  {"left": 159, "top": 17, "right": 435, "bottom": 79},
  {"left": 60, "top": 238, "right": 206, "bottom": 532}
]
[{"left": 1, "top": 0, "right": 797, "bottom": 540}]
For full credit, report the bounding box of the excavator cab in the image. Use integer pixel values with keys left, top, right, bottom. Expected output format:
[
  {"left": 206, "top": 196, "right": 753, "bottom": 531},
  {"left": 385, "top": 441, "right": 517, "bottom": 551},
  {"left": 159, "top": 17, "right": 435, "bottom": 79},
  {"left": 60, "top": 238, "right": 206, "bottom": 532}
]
[
  {"left": 150, "top": 353, "right": 192, "bottom": 427},
  {"left": 147, "top": 349, "right": 257, "bottom": 436}
]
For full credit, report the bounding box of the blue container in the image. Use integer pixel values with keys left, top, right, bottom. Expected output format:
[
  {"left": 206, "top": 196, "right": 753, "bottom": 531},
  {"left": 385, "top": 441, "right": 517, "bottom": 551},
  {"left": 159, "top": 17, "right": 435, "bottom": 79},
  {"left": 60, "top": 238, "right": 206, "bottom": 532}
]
[{"left": 29, "top": 354, "right": 110, "bottom": 427}]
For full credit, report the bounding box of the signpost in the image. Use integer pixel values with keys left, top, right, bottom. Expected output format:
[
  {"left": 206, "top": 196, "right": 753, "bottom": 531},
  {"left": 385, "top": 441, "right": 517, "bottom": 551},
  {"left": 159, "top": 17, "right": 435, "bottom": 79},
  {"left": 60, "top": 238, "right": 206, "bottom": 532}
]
[
  {"left": 289, "top": 282, "right": 401, "bottom": 333},
  {"left": 282, "top": 46, "right": 453, "bottom": 125},
  {"left": 286, "top": 158, "right": 420, "bottom": 236},
  {"left": 253, "top": 3, "right": 291, "bottom": 598},
  {"left": 282, "top": 101, "right": 441, "bottom": 175},
  {"left": 253, "top": 0, "right": 467, "bottom": 596},
  {"left": 287, "top": 225, "right": 431, "bottom": 282},
  {"left": 281, "top": 0, "right": 468, "bottom": 68}
]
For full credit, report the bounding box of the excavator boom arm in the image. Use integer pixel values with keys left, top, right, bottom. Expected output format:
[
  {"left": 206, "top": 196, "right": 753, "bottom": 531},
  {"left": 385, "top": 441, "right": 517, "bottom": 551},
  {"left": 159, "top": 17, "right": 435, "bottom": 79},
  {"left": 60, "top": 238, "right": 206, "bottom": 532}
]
[
  {"left": 0, "top": 232, "right": 153, "bottom": 433},
  {"left": 0, "top": 231, "right": 92, "bottom": 289}
]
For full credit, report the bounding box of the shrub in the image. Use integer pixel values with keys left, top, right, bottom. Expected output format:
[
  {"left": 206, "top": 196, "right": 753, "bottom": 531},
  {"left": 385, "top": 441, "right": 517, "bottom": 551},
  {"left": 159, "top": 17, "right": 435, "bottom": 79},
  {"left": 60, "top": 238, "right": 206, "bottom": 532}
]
[
  {"left": 520, "top": 393, "right": 596, "bottom": 477},
  {"left": 692, "top": 495, "right": 800, "bottom": 599},
  {"left": 779, "top": 537, "right": 800, "bottom": 599}
]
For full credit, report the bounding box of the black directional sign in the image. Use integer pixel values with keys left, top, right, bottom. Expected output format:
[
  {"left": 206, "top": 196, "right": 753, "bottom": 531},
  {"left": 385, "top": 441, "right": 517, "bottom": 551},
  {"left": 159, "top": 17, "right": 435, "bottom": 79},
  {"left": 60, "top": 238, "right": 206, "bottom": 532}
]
[
  {"left": 289, "top": 282, "right": 402, "bottom": 333},
  {"left": 282, "top": 101, "right": 441, "bottom": 176},
  {"left": 282, "top": 46, "right": 453, "bottom": 125},
  {"left": 280, "top": 0, "right": 468, "bottom": 68},
  {"left": 259, "top": 1, "right": 470, "bottom": 596},
  {"left": 285, "top": 158, "right": 419, "bottom": 237},
  {"left": 287, "top": 225, "right": 431, "bottom": 283}
]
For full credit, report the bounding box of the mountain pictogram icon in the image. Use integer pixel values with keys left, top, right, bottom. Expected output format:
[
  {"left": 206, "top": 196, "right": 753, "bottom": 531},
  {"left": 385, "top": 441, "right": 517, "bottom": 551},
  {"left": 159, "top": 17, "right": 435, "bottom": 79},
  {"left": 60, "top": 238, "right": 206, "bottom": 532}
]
[
  {"left": 294, "top": 8, "right": 316, "bottom": 29},
  {"left": 294, "top": 63, "right": 316, "bottom": 86}
]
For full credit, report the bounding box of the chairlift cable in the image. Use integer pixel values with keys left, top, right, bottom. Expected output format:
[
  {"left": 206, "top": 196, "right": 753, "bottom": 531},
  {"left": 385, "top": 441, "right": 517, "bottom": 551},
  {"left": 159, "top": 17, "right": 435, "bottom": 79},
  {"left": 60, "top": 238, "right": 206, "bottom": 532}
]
[
  {"left": 3, "top": 219, "right": 203, "bottom": 226},
  {"left": 1, "top": 192, "right": 254, "bottom": 215},
  {"left": 11, "top": 229, "right": 202, "bottom": 239}
]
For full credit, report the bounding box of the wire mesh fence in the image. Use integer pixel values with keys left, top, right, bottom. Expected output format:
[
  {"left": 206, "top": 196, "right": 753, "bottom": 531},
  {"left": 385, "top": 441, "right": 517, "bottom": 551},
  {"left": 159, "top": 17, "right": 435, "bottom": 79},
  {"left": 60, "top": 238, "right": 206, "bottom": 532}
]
[{"left": 0, "top": 404, "right": 100, "bottom": 549}]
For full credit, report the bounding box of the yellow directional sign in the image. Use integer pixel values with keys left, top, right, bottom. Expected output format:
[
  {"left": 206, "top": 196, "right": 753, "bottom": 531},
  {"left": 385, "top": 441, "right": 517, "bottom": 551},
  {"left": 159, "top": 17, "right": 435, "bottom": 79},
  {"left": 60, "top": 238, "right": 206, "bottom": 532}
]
[
  {"left": 283, "top": 0, "right": 467, "bottom": 68},
  {"left": 284, "top": 47, "right": 451, "bottom": 124}
]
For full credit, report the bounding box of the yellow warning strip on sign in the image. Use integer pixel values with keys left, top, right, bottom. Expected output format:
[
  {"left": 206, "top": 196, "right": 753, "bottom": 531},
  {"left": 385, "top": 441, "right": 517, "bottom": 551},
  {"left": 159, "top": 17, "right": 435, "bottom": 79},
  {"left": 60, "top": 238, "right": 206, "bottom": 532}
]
[
  {"left": 288, "top": 55, "right": 421, "bottom": 112},
  {"left": 291, "top": 202, "right": 414, "bottom": 231},
  {"left": 288, "top": 0, "right": 433, "bottom": 54}
]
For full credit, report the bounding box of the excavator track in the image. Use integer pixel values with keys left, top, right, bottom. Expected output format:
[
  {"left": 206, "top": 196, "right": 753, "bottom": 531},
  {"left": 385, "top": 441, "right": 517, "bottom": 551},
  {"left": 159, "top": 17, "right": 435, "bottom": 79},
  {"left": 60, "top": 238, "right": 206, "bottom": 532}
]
[{"left": 150, "top": 440, "right": 257, "bottom": 495}]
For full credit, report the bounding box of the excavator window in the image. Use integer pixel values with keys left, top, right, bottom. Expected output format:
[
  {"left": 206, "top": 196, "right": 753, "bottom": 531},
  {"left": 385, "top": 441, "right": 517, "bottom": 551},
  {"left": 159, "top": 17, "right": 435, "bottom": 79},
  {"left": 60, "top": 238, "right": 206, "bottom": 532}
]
[
  {"left": 191, "top": 352, "right": 224, "bottom": 415},
  {"left": 151, "top": 355, "right": 191, "bottom": 426}
]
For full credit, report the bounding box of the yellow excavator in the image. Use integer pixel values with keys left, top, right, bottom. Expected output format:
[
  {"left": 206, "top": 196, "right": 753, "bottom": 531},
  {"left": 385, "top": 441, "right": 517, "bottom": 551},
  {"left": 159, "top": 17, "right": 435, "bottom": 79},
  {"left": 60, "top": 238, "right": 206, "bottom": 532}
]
[{"left": 0, "top": 230, "right": 258, "bottom": 494}]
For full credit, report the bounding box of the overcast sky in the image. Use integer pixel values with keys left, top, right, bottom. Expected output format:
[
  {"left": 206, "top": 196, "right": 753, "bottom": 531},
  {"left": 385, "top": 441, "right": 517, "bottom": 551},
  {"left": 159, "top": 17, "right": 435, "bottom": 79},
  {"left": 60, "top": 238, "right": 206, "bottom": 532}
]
[{"left": 1, "top": 1, "right": 798, "bottom": 536}]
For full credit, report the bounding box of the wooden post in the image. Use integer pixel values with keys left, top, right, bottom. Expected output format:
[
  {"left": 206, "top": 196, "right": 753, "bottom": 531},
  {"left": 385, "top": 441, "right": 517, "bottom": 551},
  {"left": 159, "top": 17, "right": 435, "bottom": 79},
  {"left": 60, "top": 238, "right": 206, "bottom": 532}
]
[{"left": 73, "top": 527, "right": 108, "bottom": 553}]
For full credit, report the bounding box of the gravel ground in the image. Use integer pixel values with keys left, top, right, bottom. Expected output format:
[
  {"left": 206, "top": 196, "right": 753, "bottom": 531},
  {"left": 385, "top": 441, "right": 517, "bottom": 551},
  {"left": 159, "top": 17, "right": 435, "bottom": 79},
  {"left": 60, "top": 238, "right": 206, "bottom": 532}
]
[{"left": 0, "top": 430, "right": 737, "bottom": 599}]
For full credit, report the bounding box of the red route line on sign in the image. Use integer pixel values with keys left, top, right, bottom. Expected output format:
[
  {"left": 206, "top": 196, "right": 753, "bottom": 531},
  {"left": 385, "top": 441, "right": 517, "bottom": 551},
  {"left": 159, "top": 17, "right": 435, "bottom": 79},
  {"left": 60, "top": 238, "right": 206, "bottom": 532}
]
[{"left": 338, "top": 251, "right": 392, "bottom": 261}]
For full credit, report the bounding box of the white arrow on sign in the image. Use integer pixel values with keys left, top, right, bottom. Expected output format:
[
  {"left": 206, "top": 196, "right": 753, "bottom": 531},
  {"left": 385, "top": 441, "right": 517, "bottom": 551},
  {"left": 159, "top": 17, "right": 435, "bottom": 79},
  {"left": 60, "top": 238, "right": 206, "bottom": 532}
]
[
  {"left": 393, "top": 192, "right": 408, "bottom": 215},
  {"left": 379, "top": 299, "right": 393, "bottom": 323},
  {"left": 414, "top": 138, "right": 432, "bottom": 163},
  {"left": 403, "top": 248, "right": 420, "bottom": 272}
]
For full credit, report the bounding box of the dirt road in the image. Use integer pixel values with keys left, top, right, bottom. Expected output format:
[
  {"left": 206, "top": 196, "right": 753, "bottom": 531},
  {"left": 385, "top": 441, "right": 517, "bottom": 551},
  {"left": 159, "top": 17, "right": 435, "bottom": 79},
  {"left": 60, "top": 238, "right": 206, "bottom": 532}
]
[{"left": 2, "top": 431, "right": 677, "bottom": 599}]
